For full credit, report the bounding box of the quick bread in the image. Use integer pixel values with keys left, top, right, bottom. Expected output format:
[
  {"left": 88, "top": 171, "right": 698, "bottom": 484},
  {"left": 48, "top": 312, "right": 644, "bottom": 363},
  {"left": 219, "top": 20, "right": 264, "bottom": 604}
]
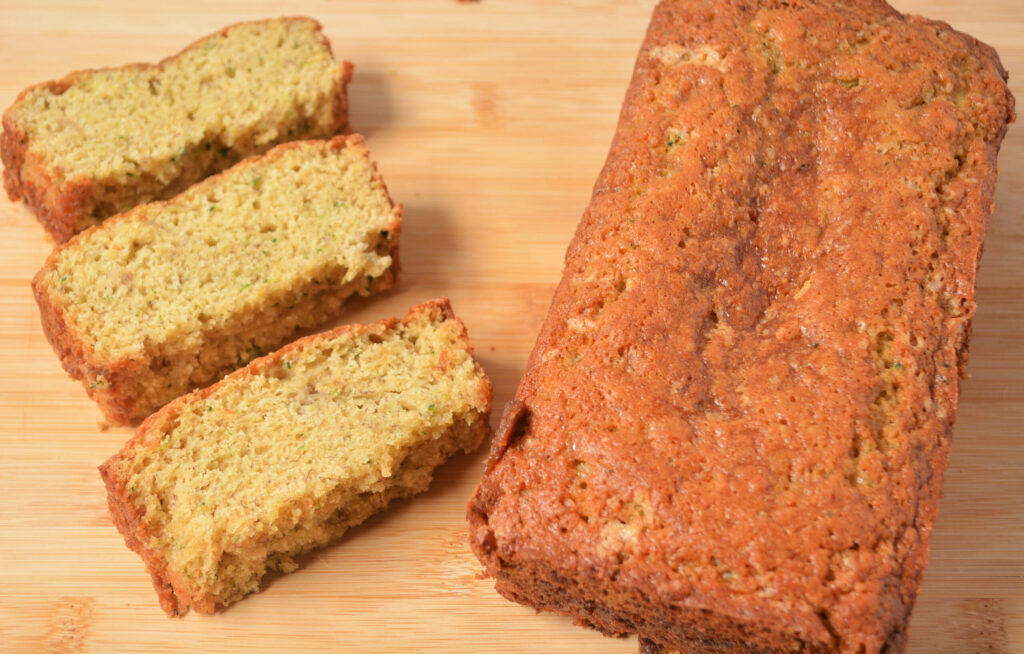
[
  {"left": 100, "top": 298, "right": 493, "bottom": 616},
  {"left": 468, "top": 1, "right": 1014, "bottom": 652},
  {"left": 2, "top": 17, "right": 352, "bottom": 241},
  {"left": 34, "top": 134, "right": 401, "bottom": 425}
]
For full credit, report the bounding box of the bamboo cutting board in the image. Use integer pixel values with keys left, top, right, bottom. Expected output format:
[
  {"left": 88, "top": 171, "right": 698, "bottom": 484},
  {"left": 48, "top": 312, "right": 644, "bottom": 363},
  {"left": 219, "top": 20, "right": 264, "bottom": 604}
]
[{"left": 0, "top": 1, "right": 1021, "bottom": 652}]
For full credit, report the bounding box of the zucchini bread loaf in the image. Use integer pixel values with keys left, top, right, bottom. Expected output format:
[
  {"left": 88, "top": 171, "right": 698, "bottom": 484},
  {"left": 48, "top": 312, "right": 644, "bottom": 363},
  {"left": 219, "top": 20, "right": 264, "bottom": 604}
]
[
  {"left": 2, "top": 17, "right": 352, "bottom": 241},
  {"left": 468, "top": 1, "right": 1014, "bottom": 652},
  {"left": 101, "top": 298, "right": 493, "bottom": 615},
  {"left": 34, "top": 134, "right": 400, "bottom": 425}
]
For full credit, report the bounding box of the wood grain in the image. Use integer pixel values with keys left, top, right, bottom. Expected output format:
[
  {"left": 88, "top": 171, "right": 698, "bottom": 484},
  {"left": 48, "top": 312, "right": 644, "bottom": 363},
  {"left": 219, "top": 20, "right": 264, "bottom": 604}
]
[{"left": 0, "top": 1, "right": 1020, "bottom": 652}]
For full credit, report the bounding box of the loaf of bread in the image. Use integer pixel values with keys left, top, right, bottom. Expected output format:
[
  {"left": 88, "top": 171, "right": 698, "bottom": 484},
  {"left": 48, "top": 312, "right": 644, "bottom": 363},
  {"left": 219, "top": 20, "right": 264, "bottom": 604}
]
[
  {"left": 468, "top": 1, "right": 1014, "bottom": 652},
  {"left": 34, "top": 134, "right": 400, "bottom": 425},
  {"left": 100, "top": 298, "right": 492, "bottom": 616},
  {"left": 2, "top": 17, "right": 352, "bottom": 242}
]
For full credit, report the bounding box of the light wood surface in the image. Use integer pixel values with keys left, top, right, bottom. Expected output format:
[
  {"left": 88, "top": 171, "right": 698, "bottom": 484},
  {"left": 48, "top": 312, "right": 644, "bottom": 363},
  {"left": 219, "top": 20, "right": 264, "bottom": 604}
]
[{"left": 0, "top": 1, "right": 1021, "bottom": 652}]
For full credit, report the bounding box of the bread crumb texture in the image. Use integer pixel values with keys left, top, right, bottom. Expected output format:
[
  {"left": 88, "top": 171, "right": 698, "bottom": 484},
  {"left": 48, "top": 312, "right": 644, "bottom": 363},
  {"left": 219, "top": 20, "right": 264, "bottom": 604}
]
[
  {"left": 102, "top": 299, "right": 492, "bottom": 615},
  {"left": 2, "top": 17, "right": 349, "bottom": 240},
  {"left": 34, "top": 135, "right": 400, "bottom": 424},
  {"left": 469, "top": 1, "right": 1014, "bottom": 653}
]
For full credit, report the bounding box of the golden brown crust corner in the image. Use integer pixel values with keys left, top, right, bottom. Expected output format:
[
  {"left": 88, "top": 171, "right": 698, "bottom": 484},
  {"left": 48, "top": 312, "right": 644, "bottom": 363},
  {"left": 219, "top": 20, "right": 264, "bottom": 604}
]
[
  {"left": 32, "top": 262, "right": 147, "bottom": 424},
  {"left": 399, "top": 298, "right": 495, "bottom": 413},
  {"left": 173, "top": 17, "right": 352, "bottom": 140},
  {"left": 485, "top": 399, "right": 526, "bottom": 472},
  {"left": 33, "top": 241, "right": 157, "bottom": 424},
  {"left": 2, "top": 95, "right": 93, "bottom": 242},
  {"left": 100, "top": 379, "right": 254, "bottom": 616},
  {"left": 409, "top": 297, "right": 496, "bottom": 426},
  {"left": 98, "top": 455, "right": 193, "bottom": 617},
  {"left": 1, "top": 108, "right": 27, "bottom": 203},
  {"left": 285, "top": 14, "right": 352, "bottom": 134},
  {"left": 335, "top": 132, "right": 404, "bottom": 280},
  {"left": 407, "top": 297, "right": 456, "bottom": 323},
  {"left": 327, "top": 134, "right": 403, "bottom": 282},
  {"left": 99, "top": 395, "right": 215, "bottom": 616},
  {"left": 409, "top": 297, "right": 495, "bottom": 452},
  {"left": 29, "top": 194, "right": 167, "bottom": 425},
  {"left": 335, "top": 61, "right": 355, "bottom": 134},
  {"left": 467, "top": 409, "right": 518, "bottom": 574}
]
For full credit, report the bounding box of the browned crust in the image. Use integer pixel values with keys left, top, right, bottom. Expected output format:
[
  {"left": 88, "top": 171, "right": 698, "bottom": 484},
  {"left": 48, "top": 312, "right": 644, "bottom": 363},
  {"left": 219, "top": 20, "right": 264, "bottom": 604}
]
[
  {"left": 98, "top": 456, "right": 202, "bottom": 615},
  {"left": 1, "top": 105, "right": 93, "bottom": 242},
  {"left": 32, "top": 275, "right": 147, "bottom": 424},
  {"left": 100, "top": 297, "right": 491, "bottom": 616},
  {"left": 344, "top": 132, "right": 405, "bottom": 280},
  {"left": 2, "top": 16, "right": 352, "bottom": 242},
  {"left": 314, "top": 17, "right": 355, "bottom": 135},
  {"left": 484, "top": 399, "right": 527, "bottom": 474},
  {"left": 464, "top": 548, "right": 833, "bottom": 653},
  {"left": 467, "top": 1, "right": 1014, "bottom": 652},
  {"left": 335, "top": 61, "right": 356, "bottom": 134},
  {"left": 33, "top": 133, "right": 402, "bottom": 425}
]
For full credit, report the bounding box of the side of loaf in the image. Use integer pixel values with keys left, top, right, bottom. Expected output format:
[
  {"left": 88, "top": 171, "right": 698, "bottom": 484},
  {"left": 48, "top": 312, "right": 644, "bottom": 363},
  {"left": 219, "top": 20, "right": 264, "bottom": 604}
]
[
  {"left": 33, "top": 134, "right": 401, "bottom": 425},
  {"left": 469, "top": 1, "right": 1014, "bottom": 653},
  {"left": 2, "top": 17, "right": 352, "bottom": 241},
  {"left": 99, "top": 298, "right": 493, "bottom": 616}
]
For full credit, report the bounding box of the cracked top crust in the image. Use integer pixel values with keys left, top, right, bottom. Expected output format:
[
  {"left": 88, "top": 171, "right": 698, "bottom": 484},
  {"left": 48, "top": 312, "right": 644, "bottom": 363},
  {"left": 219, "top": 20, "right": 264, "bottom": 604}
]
[{"left": 469, "top": 1, "right": 1014, "bottom": 652}]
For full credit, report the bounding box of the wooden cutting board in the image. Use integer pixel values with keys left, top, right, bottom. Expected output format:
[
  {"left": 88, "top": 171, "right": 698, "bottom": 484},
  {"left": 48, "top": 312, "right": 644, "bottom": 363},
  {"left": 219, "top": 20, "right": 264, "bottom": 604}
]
[{"left": 1, "top": 1, "right": 1020, "bottom": 652}]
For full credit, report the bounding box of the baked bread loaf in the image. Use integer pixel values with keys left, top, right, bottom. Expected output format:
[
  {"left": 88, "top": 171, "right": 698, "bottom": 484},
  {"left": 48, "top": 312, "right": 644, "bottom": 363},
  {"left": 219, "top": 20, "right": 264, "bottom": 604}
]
[
  {"left": 2, "top": 17, "right": 352, "bottom": 242},
  {"left": 34, "top": 134, "right": 400, "bottom": 425},
  {"left": 468, "top": 1, "right": 1014, "bottom": 652},
  {"left": 100, "top": 298, "right": 493, "bottom": 616}
]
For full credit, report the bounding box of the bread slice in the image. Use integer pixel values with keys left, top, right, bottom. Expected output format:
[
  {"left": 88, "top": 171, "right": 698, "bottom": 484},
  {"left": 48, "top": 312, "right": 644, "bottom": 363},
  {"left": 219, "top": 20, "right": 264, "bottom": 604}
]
[
  {"left": 33, "top": 134, "right": 401, "bottom": 425},
  {"left": 100, "top": 298, "right": 493, "bottom": 616},
  {"left": 2, "top": 17, "right": 352, "bottom": 242}
]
